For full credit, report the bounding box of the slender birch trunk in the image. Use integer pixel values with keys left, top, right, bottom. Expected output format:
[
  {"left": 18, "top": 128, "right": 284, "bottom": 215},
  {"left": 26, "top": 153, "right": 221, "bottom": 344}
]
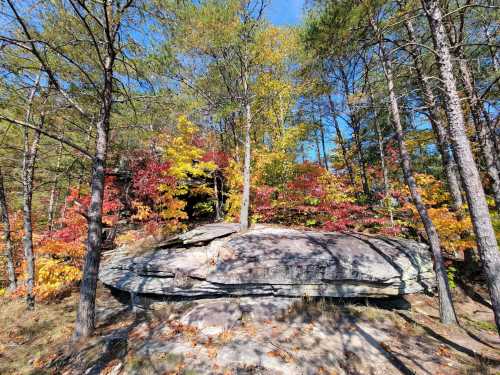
[
  {"left": 0, "top": 167, "right": 16, "bottom": 291},
  {"left": 422, "top": 0, "right": 500, "bottom": 332},
  {"left": 371, "top": 18, "right": 457, "bottom": 323}
]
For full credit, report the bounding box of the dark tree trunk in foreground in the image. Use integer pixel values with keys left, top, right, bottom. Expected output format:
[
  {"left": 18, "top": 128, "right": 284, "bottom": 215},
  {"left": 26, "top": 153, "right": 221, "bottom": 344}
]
[
  {"left": 402, "top": 14, "right": 463, "bottom": 213},
  {"left": 0, "top": 167, "right": 16, "bottom": 291},
  {"left": 422, "top": 0, "right": 500, "bottom": 332},
  {"left": 74, "top": 55, "right": 114, "bottom": 338},
  {"left": 373, "top": 22, "right": 458, "bottom": 324}
]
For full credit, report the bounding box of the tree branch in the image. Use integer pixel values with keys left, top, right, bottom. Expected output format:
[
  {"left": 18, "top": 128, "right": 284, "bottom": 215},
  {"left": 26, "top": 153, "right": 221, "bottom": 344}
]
[{"left": 0, "top": 115, "right": 93, "bottom": 159}]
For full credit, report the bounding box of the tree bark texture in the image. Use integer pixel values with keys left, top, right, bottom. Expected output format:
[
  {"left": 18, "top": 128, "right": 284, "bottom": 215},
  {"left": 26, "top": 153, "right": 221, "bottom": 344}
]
[
  {"left": 402, "top": 14, "right": 463, "bottom": 213},
  {"left": 375, "top": 28, "right": 458, "bottom": 324},
  {"left": 422, "top": 0, "right": 500, "bottom": 332}
]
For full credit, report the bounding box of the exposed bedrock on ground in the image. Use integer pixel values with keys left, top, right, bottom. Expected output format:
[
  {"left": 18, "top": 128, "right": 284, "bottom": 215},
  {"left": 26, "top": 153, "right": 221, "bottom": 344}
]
[{"left": 99, "top": 223, "right": 436, "bottom": 298}]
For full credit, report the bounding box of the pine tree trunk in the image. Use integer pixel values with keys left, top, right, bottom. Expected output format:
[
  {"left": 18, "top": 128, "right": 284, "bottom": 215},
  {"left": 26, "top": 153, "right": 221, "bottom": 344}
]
[
  {"left": 422, "top": 0, "right": 500, "bottom": 332},
  {"left": 402, "top": 14, "right": 463, "bottom": 213},
  {"left": 374, "top": 26, "right": 458, "bottom": 324},
  {"left": 74, "top": 55, "right": 113, "bottom": 338},
  {"left": 22, "top": 75, "right": 42, "bottom": 310},
  {"left": 0, "top": 167, "right": 16, "bottom": 291}
]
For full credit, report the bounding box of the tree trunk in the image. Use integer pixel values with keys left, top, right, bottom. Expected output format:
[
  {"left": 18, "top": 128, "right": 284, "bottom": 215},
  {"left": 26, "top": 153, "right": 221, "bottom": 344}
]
[
  {"left": 340, "top": 71, "right": 370, "bottom": 196},
  {"left": 317, "top": 106, "right": 329, "bottom": 170},
  {"left": 422, "top": 0, "right": 500, "bottom": 332},
  {"left": 0, "top": 167, "right": 16, "bottom": 291},
  {"left": 315, "top": 129, "right": 323, "bottom": 167},
  {"left": 239, "top": 67, "right": 252, "bottom": 231},
  {"left": 327, "top": 95, "right": 355, "bottom": 185},
  {"left": 374, "top": 26, "right": 458, "bottom": 324},
  {"left": 354, "top": 123, "right": 370, "bottom": 197},
  {"left": 402, "top": 14, "right": 463, "bottom": 213},
  {"left": 74, "top": 54, "right": 113, "bottom": 338},
  {"left": 456, "top": 57, "right": 500, "bottom": 211},
  {"left": 369, "top": 93, "right": 393, "bottom": 226},
  {"left": 47, "top": 142, "right": 63, "bottom": 232},
  {"left": 214, "top": 172, "right": 222, "bottom": 221},
  {"left": 22, "top": 74, "right": 42, "bottom": 310}
]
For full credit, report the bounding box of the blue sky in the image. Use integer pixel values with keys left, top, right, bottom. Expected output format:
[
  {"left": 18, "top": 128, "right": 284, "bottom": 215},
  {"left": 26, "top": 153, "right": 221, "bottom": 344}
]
[{"left": 265, "top": 0, "right": 304, "bottom": 26}]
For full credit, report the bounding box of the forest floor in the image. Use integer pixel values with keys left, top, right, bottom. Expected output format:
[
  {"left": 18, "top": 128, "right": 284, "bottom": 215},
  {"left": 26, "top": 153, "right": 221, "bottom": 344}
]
[{"left": 0, "top": 283, "right": 499, "bottom": 375}]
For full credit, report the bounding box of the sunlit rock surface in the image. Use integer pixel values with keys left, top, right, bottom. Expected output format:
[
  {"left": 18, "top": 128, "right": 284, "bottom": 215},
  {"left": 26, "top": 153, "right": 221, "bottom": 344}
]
[{"left": 99, "top": 224, "right": 435, "bottom": 298}]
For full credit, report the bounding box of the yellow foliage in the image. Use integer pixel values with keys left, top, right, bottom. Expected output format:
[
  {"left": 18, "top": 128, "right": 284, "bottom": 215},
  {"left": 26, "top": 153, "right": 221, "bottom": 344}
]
[
  {"left": 224, "top": 159, "right": 243, "bottom": 220},
  {"left": 115, "top": 230, "right": 141, "bottom": 246},
  {"left": 131, "top": 201, "right": 153, "bottom": 222},
  {"left": 252, "top": 148, "right": 296, "bottom": 188},
  {"left": 162, "top": 115, "right": 216, "bottom": 182},
  {"left": 320, "top": 172, "right": 356, "bottom": 204},
  {"left": 405, "top": 204, "right": 474, "bottom": 253},
  {"left": 36, "top": 240, "right": 85, "bottom": 259},
  {"left": 428, "top": 208, "right": 475, "bottom": 252},
  {"left": 33, "top": 258, "right": 81, "bottom": 301},
  {"left": 400, "top": 173, "right": 451, "bottom": 207}
]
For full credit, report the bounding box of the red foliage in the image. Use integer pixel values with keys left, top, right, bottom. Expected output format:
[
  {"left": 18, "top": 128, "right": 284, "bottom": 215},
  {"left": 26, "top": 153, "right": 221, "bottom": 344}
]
[
  {"left": 252, "top": 162, "right": 393, "bottom": 233},
  {"left": 202, "top": 150, "right": 230, "bottom": 169},
  {"left": 130, "top": 157, "right": 174, "bottom": 201},
  {"left": 192, "top": 135, "right": 206, "bottom": 148},
  {"left": 44, "top": 176, "right": 124, "bottom": 244}
]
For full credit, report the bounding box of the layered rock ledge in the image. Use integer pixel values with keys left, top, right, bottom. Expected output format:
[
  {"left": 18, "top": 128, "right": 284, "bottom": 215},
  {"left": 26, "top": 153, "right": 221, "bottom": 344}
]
[{"left": 99, "top": 224, "right": 435, "bottom": 298}]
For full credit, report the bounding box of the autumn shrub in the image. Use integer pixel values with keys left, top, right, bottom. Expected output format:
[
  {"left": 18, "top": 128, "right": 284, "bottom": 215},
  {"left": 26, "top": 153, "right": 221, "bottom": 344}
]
[
  {"left": 33, "top": 258, "right": 81, "bottom": 300},
  {"left": 129, "top": 117, "right": 221, "bottom": 233},
  {"left": 11, "top": 177, "right": 124, "bottom": 302},
  {"left": 224, "top": 159, "right": 244, "bottom": 221},
  {"left": 252, "top": 162, "right": 394, "bottom": 233},
  {"left": 397, "top": 173, "right": 474, "bottom": 254},
  {"left": 129, "top": 153, "right": 187, "bottom": 234}
]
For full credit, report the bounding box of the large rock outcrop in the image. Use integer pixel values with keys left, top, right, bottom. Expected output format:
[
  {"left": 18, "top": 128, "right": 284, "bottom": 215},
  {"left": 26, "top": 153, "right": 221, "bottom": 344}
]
[{"left": 99, "top": 224, "right": 435, "bottom": 298}]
